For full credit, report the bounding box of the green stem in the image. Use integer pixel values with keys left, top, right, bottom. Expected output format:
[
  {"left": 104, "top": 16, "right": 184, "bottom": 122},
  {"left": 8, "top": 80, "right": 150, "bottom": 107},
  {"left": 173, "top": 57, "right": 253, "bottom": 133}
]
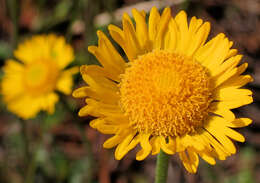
[
  {"left": 25, "top": 154, "right": 37, "bottom": 183},
  {"left": 65, "top": 0, "right": 81, "bottom": 42},
  {"left": 20, "top": 119, "right": 38, "bottom": 183},
  {"left": 59, "top": 94, "right": 95, "bottom": 182},
  {"left": 7, "top": 0, "right": 19, "bottom": 48},
  {"left": 155, "top": 150, "right": 170, "bottom": 183},
  {"left": 20, "top": 119, "right": 30, "bottom": 164}
]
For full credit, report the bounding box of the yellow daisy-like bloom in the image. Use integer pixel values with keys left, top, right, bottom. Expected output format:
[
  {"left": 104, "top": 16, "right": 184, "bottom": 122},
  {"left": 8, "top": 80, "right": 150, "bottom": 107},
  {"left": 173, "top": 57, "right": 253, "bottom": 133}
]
[
  {"left": 73, "top": 7, "right": 253, "bottom": 173},
  {"left": 2, "top": 34, "right": 78, "bottom": 119}
]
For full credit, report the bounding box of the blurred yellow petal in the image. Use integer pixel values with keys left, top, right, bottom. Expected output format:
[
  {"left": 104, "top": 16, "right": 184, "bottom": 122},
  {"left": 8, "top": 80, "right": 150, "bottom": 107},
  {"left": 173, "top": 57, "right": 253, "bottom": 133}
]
[
  {"left": 1, "top": 60, "right": 25, "bottom": 102},
  {"left": 2, "top": 35, "right": 76, "bottom": 119},
  {"left": 56, "top": 67, "right": 78, "bottom": 95}
]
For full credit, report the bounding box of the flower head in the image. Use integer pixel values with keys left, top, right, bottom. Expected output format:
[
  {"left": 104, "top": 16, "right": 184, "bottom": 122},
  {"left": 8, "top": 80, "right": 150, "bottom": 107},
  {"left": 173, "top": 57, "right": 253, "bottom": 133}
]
[
  {"left": 73, "top": 7, "right": 253, "bottom": 173},
  {"left": 2, "top": 34, "right": 78, "bottom": 119}
]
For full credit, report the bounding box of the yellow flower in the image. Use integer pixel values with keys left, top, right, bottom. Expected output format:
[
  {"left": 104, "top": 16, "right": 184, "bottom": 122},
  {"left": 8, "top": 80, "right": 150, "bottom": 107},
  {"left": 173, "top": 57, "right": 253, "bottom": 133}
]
[
  {"left": 2, "top": 34, "right": 78, "bottom": 119},
  {"left": 73, "top": 7, "right": 253, "bottom": 173}
]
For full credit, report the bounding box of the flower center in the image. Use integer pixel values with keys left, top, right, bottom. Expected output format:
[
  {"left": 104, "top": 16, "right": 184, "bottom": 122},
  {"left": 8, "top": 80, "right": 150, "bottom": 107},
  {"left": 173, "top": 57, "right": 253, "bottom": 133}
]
[
  {"left": 119, "top": 50, "right": 213, "bottom": 137},
  {"left": 24, "top": 59, "right": 59, "bottom": 96}
]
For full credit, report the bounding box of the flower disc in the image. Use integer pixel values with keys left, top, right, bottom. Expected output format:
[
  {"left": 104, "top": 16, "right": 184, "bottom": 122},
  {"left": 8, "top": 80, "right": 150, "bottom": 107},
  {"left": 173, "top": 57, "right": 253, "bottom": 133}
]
[
  {"left": 120, "top": 50, "right": 212, "bottom": 137},
  {"left": 24, "top": 59, "right": 59, "bottom": 96}
]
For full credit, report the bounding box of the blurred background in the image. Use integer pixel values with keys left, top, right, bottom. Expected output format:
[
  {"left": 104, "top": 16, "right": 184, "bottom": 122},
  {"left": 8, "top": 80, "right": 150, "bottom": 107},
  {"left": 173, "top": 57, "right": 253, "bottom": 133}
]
[{"left": 0, "top": 0, "right": 259, "bottom": 183}]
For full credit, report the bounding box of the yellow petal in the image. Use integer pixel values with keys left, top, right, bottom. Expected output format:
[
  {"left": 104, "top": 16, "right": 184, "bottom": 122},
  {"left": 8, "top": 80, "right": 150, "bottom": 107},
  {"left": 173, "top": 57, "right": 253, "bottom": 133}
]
[
  {"left": 122, "top": 13, "right": 142, "bottom": 61},
  {"left": 163, "top": 18, "right": 178, "bottom": 51},
  {"left": 191, "top": 130, "right": 211, "bottom": 152},
  {"left": 148, "top": 7, "right": 160, "bottom": 42},
  {"left": 103, "top": 132, "right": 129, "bottom": 149},
  {"left": 150, "top": 136, "right": 161, "bottom": 155},
  {"left": 115, "top": 132, "right": 138, "bottom": 160},
  {"left": 225, "top": 49, "right": 238, "bottom": 60},
  {"left": 73, "top": 85, "right": 117, "bottom": 105},
  {"left": 15, "top": 35, "right": 74, "bottom": 68},
  {"left": 72, "top": 86, "right": 92, "bottom": 98},
  {"left": 195, "top": 33, "right": 225, "bottom": 64},
  {"left": 132, "top": 8, "right": 149, "bottom": 49},
  {"left": 89, "top": 118, "right": 104, "bottom": 128},
  {"left": 83, "top": 64, "right": 120, "bottom": 83},
  {"left": 179, "top": 148, "right": 199, "bottom": 174},
  {"left": 214, "top": 63, "right": 248, "bottom": 88},
  {"left": 210, "top": 54, "right": 242, "bottom": 77},
  {"left": 205, "top": 119, "right": 236, "bottom": 154},
  {"left": 88, "top": 31, "right": 126, "bottom": 76},
  {"left": 1, "top": 60, "right": 25, "bottom": 102},
  {"left": 90, "top": 118, "right": 118, "bottom": 134},
  {"left": 188, "top": 17, "right": 203, "bottom": 34},
  {"left": 218, "top": 96, "right": 253, "bottom": 109},
  {"left": 225, "top": 118, "right": 252, "bottom": 128},
  {"left": 80, "top": 67, "right": 118, "bottom": 91},
  {"left": 203, "top": 37, "right": 230, "bottom": 73},
  {"left": 136, "top": 134, "right": 152, "bottom": 160},
  {"left": 186, "top": 21, "right": 210, "bottom": 57},
  {"left": 7, "top": 95, "right": 41, "bottom": 119},
  {"left": 223, "top": 127, "right": 245, "bottom": 142},
  {"left": 175, "top": 11, "right": 189, "bottom": 53},
  {"left": 78, "top": 99, "right": 120, "bottom": 117},
  {"left": 97, "top": 31, "right": 126, "bottom": 72},
  {"left": 41, "top": 92, "right": 59, "bottom": 114},
  {"left": 186, "top": 134, "right": 205, "bottom": 152},
  {"left": 2, "top": 59, "right": 24, "bottom": 73},
  {"left": 209, "top": 102, "right": 235, "bottom": 121},
  {"left": 7, "top": 92, "right": 58, "bottom": 119},
  {"left": 159, "top": 136, "right": 175, "bottom": 154},
  {"left": 214, "top": 88, "right": 252, "bottom": 101},
  {"left": 80, "top": 65, "right": 119, "bottom": 104},
  {"left": 14, "top": 35, "right": 46, "bottom": 64},
  {"left": 154, "top": 7, "right": 171, "bottom": 49},
  {"left": 48, "top": 35, "right": 75, "bottom": 69},
  {"left": 218, "top": 75, "right": 253, "bottom": 89},
  {"left": 175, "top": 136, "right": 185, "bottom": 152},
  {"left": 108, "top": 24, "right": 126, "bottom": 52},
  {"left": 198, "top": 150, "right": 216, "bottom": 165},
  {"left": 56, "top": 67, "right": 78, "bottom": 95},
  {"left": 201, "top": 130, "right": 230, "bottom": 160}
]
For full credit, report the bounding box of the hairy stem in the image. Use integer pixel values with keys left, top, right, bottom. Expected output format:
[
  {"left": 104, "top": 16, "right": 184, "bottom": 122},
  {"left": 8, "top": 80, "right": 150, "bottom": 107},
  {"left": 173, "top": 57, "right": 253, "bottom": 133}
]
[{"left": 155, "top": 150, "right": 170, "bottom": 183}]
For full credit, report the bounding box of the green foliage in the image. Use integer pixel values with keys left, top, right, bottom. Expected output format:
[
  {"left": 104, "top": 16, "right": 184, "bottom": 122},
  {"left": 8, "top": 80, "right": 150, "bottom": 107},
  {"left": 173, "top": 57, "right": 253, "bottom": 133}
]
[{"left": 0, "top": 42, "right": 12, "bottom": 60}]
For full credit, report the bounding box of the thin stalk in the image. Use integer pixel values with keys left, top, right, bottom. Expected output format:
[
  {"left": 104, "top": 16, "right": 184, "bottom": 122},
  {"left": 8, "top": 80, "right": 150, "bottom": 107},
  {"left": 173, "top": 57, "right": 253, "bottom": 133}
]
[
  {"left": 25, "top": 154, "right": 37, "bottom": 183},
  {"left": 155, "top": 150, "right": 170, "bottom": 183},
  {"left": 7, "top": 0, "right": 19, "bottom": 48},
  {"left": 20, "top": 119, "right": 30, "bottom": 164},
  {"left": 65, "top": 0, "right": 81, "bottom": 42},
  {"left": 20, "top": 119, "right": 37, "bottom": 183},
  {"left": 82, "top": 0, "right": 99, "bottom": 46},
  {"left": 59, "top": 94, "right": 93, "bottom": 155},
  {"left": 76, "top": 123, "right": 94, "bottom": 183},
  {"left": 59, "top": 94, "right": 95, "bottom": 183}
]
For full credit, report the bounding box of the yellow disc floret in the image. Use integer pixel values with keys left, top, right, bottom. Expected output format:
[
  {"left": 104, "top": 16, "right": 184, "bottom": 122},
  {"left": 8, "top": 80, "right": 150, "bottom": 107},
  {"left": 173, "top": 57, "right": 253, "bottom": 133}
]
[
  {"left": 24, "top": 59, "right": 59, "bottom": 96},
  {"left": 120, "top": 50, "right": 213, "bottom": 137}
]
